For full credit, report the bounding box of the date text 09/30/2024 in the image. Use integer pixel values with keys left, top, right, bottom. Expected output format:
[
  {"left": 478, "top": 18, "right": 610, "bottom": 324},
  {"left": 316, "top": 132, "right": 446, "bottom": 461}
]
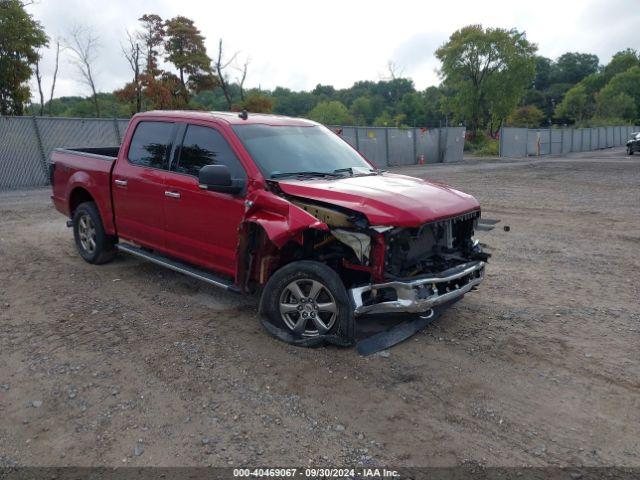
[{"left": 233, "top": 468, "right": 400, "bottom": 478}]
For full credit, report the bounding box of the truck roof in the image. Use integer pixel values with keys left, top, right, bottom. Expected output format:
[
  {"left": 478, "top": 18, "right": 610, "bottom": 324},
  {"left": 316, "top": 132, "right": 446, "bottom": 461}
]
[{"left": 135, "top": 110, "right": 319, "bottom": 127}]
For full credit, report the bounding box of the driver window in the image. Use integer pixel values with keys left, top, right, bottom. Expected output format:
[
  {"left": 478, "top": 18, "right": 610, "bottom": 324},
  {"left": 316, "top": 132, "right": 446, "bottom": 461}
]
[{"left": 174, "top": 125, "right": 246, "bottom": 180}]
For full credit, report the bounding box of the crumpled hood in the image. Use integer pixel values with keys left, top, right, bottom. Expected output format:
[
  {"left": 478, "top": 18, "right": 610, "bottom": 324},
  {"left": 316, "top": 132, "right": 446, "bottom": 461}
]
[{"left": 277, "top": 173, "right": 480, "bottom": 226}]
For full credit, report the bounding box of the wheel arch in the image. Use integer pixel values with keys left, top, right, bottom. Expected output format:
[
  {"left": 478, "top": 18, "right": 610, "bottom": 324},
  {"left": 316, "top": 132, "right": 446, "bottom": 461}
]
[
  {"left": 69, "top": 186, "right": 95, "bottom": 215},
  {"left": 235, "top": 219, "right": 370, "bottom": 294},
  {"left": 65, "top": 174, "right": 116, "bottom": 235}
]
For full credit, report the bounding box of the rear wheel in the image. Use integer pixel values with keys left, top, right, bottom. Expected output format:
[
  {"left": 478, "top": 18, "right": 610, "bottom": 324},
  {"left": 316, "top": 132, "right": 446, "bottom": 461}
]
[
  {"left": 628, "top": 146, "right": 634, "bottom": 155},
  {"left": 259, "top": 261, "right": 353, "bottom": 347},
  {"left": 72, "top": 202, "right": 117, "bottom": 264}
]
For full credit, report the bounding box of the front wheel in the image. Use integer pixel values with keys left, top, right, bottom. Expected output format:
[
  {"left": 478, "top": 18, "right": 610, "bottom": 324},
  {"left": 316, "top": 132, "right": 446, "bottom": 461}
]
[
  {"left": 628, "top": 146, "right": 634, "bottom": 156},
  {"left": 259, "top": 261, "right": 354, "bottom": 347}
]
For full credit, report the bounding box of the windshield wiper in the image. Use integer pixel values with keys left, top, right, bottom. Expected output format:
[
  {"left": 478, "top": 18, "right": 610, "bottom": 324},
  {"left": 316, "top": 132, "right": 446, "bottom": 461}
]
[
  {"left": 270, "top": 171, "right": 343, "bottom": 179},
  {"left": 333, "top": 167, "right": 384, "bottom": 177}
]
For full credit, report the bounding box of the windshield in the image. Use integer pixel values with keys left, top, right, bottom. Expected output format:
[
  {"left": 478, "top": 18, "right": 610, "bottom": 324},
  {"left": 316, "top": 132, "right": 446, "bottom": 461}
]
[{"left": 231, "top": 124, "right": 372, "bottom": 178}]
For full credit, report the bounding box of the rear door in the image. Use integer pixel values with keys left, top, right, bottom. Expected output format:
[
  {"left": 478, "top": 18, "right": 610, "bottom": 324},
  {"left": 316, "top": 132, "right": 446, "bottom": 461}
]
[
  {"left": 112, "top": 120, "right": 176, "bottom": 250},
  {"left": 163, "top": 123, "right": 247, "bottom": 277}
]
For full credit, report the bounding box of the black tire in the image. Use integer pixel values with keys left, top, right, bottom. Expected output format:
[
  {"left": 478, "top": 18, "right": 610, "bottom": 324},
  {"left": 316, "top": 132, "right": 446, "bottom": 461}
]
[
  {"left": 628, "top": 146, "right": 634, "bottom": 156},
  {"left": 72, "top": 201, "right": 117, "bottom": 264},
  {"left": 259, "top": 260, "right": 354, "bottom": 347}
]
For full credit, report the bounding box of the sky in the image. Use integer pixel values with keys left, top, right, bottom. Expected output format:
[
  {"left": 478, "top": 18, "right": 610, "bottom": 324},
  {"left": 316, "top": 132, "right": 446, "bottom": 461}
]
[{"left": 26, "top": 0, "right": 640, "bottom": 101}]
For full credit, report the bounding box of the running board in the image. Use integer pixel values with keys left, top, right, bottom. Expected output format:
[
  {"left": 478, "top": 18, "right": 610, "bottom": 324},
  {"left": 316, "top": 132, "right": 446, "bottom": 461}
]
[{"left": 116, "top": 243, "right": 238, "bottom": 292}]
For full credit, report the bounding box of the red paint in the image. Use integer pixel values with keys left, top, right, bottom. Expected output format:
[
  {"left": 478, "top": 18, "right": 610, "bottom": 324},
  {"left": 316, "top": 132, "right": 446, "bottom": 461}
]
[
  {"left": 51, "top": 111, "right": 481, "bottom": 286},
  {"left": 111, "top": 156, "right": 166, "bottom": 251},
  {"left": 50, "top": 154, "right": 117, "bottom": 235},
  {"left": 243, "top": 189, "right": 329, "bottom": 248},
  {"left": 276, "top": 173, "right": 479, "bottom": 226}
]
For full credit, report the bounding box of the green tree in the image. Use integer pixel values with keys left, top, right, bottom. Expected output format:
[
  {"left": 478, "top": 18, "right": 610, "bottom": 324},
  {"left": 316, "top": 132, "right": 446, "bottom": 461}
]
[
  {"left": 308, "top": 100, "right": 353, "bottom": 125},
  {"left": 596, "top": 66, "right": 640, "bottom": 121},
  {"left": 554, "top": 84, "right": 592, "bottom": 122},
  {"left": 350, "top": 95, "right": 378, "bottom": 125},
  {"left": 436, "top": 25, "right": 536, "bottom": 136},
  {"left": 164, "top": 16, "right": 215, "bottom": 102},
  {"left": 532, "top": 56, "right": 553, "bottom": 91},
  {"left": 595, "top": 92, "right": 636, "bottom": 121},
  {"left": 0, "top": 0, "right": 47, "bottom": 115},
  {"left": 603, "top": 49, "right": 639, "bottom": 80},
  {"left": 271, "top": 87, "right": 317, "bottom": 116},
  {"left": 421, "top": 86, "right": 445, "bottom": 127},
  {"left": 507, "top": 105, "right": 544, "bottom": 127},
  {"left": 375, "top": 78, "right": 415, "bottom": 111},
  {"left": 397, "top": 92, "right": 425, "bottom": 126},
  {"left": 522, "top": 89, "right": 547, "bottom": 113},
  {"left": 312, "top": 84, "right": 336, "bottom": 100},
  {"left": 579, "top": 72, "right": 607, "bottom": 96},
  {"left": 336, "top": 80, "right": 376, "bottom": 106},
  {"left": 550, "top": 52, "right": 599, "bottom": 85}
]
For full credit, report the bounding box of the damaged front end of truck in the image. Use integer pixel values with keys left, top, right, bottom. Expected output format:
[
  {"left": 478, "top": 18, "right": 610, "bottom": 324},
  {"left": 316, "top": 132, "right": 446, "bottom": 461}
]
[{"left": 235, "top": 174, "right": 488, "bottom": 348}]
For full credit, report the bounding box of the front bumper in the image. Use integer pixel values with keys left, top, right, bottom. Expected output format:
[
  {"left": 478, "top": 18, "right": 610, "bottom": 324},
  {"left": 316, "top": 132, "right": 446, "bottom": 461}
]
[{"left": 350, "top": 261, "right": 485, "bottom": 316}]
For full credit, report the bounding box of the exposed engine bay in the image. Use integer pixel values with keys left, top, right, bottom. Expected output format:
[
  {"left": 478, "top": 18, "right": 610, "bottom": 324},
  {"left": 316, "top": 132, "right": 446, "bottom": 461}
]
[
  {"left": 384, "top": 211, "right": 488, "bottom": 278},
  {"left": 286, "top": 194, "right": 488, "bottom": 283}
]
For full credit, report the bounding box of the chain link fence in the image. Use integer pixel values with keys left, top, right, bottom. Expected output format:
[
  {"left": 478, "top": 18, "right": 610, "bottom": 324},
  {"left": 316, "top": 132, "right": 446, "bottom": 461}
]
[
  {"left": 0, "top": 116, "right": 466, "bottom": 191},
  {"left": 0, "top": 116, "right": 128, "bottom": 190},
  {"left": 499, "top": 125, "right": 638, "bottom": 158}
]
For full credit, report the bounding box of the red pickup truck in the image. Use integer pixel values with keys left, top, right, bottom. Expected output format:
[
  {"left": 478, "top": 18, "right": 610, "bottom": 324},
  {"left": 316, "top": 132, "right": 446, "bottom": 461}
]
[{"left": 50, "top": 111, "right": 487, "bottom": 347}]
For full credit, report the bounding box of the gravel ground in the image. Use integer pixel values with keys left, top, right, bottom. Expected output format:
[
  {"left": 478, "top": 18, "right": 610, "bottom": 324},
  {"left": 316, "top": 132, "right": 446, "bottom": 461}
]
[{"left": 0, "top": 148, "right": 639, "bottom": 467}]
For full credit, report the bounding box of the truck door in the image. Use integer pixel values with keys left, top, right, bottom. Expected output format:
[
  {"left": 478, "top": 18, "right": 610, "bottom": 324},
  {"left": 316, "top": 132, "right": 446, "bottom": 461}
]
[
  {"left": 112, "top": 120, "right": 176, "bottom": 251},
  {"left": 162, "top": 123, "right": 247, "bottom": 277}
]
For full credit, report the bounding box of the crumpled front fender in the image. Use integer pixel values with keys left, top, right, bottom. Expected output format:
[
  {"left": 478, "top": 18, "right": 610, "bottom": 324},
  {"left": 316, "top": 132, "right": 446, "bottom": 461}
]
[
  {"left": 243, "top": 190, "right": 329, "bottom": 247},
  {"left": 234, "top": 189, "right": 330, "bottom": 292}
]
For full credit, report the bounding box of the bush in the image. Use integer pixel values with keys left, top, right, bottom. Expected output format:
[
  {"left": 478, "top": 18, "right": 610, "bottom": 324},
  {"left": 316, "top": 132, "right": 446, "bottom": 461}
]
[
  {"left": 474, "top": 139, "right": 499, "bottom": 156},
  {"left": 465, "top": 132, "right": 499, "bottom": 156},
  {"left": 507, "top": 105, "right": 545, "bottom": 127}
]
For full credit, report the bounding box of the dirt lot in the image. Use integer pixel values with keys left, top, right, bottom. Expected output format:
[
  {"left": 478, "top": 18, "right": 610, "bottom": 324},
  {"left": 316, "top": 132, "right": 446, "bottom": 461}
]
[{"left": 1, "top": 148, "right": 639, "bottom": 468}]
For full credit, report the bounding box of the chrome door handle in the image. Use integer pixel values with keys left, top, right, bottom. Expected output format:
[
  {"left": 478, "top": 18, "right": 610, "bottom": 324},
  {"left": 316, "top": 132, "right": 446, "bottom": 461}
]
[
  {"left": 164, "top": 191, "right": 181, "bottom": 199},
  {"left": 114, "top": 179, "right": 128, "bottom": 186}
]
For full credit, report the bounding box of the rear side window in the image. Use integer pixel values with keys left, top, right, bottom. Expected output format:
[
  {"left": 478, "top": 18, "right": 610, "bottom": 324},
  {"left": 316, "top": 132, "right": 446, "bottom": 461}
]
[
  {"left": 174, "top": 125, "right": 246, "bottom": 179},
  {"left": 128, "top": 121, "right": 174, "bottom": 168}
]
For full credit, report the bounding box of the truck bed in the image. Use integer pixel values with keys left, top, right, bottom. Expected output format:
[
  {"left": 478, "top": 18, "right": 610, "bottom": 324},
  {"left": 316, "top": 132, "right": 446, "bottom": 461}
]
[
  {"left": 50, "top": 146, "right": 120, "bottom": 235},
  {"left": 63, "top": 146, "right": 120, "bottom": 159}
]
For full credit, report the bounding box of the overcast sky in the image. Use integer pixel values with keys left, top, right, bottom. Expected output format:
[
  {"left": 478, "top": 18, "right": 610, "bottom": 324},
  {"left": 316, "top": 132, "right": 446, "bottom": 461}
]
[{"left": 26, "top": 0, "right": 639, "bottom": 101}]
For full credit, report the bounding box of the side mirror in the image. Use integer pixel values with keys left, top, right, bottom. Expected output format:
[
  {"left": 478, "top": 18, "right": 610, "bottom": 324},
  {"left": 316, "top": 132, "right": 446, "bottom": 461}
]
[{"left": 198, "top": 165, "right": 244, "bottom": 194}]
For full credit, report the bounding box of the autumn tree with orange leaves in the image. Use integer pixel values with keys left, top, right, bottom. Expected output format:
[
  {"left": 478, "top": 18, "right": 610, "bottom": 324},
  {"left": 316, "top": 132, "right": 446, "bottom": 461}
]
[{"left": 116, "top": 13, "right": 217, "bottom": 113}]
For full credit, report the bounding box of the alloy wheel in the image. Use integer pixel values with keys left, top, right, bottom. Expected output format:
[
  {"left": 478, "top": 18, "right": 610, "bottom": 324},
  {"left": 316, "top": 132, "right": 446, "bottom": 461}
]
[
  {"left": 77, "top": 214, "right": 97, "bottom": 254},
  {"left": 279, "top": 279, "right": 338, "bottom": 337}
]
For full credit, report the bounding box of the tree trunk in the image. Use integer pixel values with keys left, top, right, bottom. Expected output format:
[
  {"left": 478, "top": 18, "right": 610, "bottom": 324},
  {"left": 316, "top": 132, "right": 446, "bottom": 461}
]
[
  {"left": 48, "top": 41, "right": 61, "bottom": 116},
  {"left": 93, "top": 93, "right": 100, "bottom": 117},
  {"left": 216, "top": 39, "right": 234, "bottom": 110},
  {"left": 135, "top": 45, "right": 141, "bottom": 113},
  {"left": 35, "top": 60, "right": 45, "bottom": 115}
]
